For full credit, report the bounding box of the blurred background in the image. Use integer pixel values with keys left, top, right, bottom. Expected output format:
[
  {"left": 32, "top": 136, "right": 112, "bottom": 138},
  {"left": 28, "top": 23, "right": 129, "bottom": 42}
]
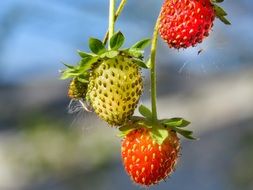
[{"left": 0, "top": 0, "right": 252, "bottom": 189}]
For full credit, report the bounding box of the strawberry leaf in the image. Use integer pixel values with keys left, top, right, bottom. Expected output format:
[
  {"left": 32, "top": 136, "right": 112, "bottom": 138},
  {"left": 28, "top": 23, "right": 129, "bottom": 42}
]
[
  {"left": 77, "top": 50, "right": 94, "bottom": 59},
  {"left": 134, "top": 59, "right": 149, "bottom": 69},
  {"left": 61, "top": 62, "right": 75, "bottom": 69},
  {"left": 100, "top": 50, "right": 119, "bottom": 59},
  {"left": 60, "top": 69, "right": 80, "bottom": 80},
  {"left": 173, "top": 128, "right": 197, "bottom": 140},
  {"left": 131, "top": 39, "right": 151, "bottom": 50},
  {"left": 118, "top": 124, "right": 141, "bottom": 137},
  {"left": 79, "top": 57, "right": 99, "bottom": 72},
  {"left": 146, "top": 58, "right": 151, "bottom": 69},
  {"left": 150, "top": 127, "right": 169, "bottom": 145},
  {"left": 89, "top": 38, "right": 107, "bottom": 55},
  {"left": 139, "top": 105, "right": 152, "bottom": 120},
  {"left": 161, "top": 118, "right": 191, "bottom": 128},
  {"left": 128, "top": 48, "right": 144, "bottom": 59},
  {"left": 214, "top": 4, "right": 231, "bottom": 25},
  {"left": 110, "top": 31, "right": 125, "bottom": 50},
  {"left": 211, "top": 0, "right": 224, "bottom": 3}
]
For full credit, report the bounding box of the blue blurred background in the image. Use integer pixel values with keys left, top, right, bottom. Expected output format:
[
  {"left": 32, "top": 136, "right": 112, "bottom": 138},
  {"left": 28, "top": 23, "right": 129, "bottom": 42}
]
[{"left": 0, "top": 0, "right": 252, "bottom": 190}]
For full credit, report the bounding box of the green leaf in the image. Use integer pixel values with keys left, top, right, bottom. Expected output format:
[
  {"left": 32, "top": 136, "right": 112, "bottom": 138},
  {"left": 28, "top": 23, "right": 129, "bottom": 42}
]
[
  {"left": 217, "top": 15, "right": 231, "bottom": 25},
  {"left": 77, "top": 50, "right": 93, "bottom": 58},
  {"left": 214, "top": 5, "right": 231, "bottom": 25},
  {"left": 80, "top": 56, "right": 92, "bottom": 66},
  {"left": 150, "top": 127, "right": 169, "bottom": 145},
  {"left": 146, "top": 58, "right": 151, "bottom": 69},
  {"left": 100, "top": 50, "right": 119, "bottom": 59},
  {"left": 89, "top": 38, "right": 107, "bottom": 55},
  {"left": 109, "top": 31, "right": 125, "bottom": 50},
  {"left": 77, "top": 76, "right": 89, "bottom": 83},
  {"left": 131, "top": 38, "right": 151, "bottom": 50},
  {"left": 134, "top": 59, "right": 149, "bottom": 69},
  {"left": 161, "top": 118, "right": 191, "bottom": 128},
  {"left": 211, "top": 0, "right": 224, "bottom": 3},
  {"left": 173, "top": 128, "right": 197, "bottom": 140},
  {"left": 79, "top": 57, "right": 99, "bottom": 72},
  {"left": 62, "top": 62, "right": 75, "bottom": 69},
  {"left": 60, "top": 69, "right": 79, "bottom": 80},
  {"left": 128, "top": 48, "right": 144, "bottom": 59},
  {"left": 139, "top": 105, "right": 152, "bottom": 119},
  {"left": 118, "top": 125, "right": 140, "bottom": 137}
]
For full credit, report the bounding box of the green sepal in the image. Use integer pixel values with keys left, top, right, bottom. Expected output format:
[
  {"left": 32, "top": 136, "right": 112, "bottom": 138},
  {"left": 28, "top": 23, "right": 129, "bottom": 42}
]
[
  {"left": 170, "top": 127, "right": 197, "bottom": 140},
  {"left": 109, "top": 31, "right": 125, "bottom": 50},
  {"left": 61, "top": 62, "right": 75, "bottom": 69},
  {"left": 211, "top": 0, "right": 224, "bottom": 3},
  {"left": 100, "top": 50, "right": 119, "bottom": 59},
  {"left": 118, "top": 124, "right": 140, "bottom": 137},
  {"left": 150, "top": 126, "right": 169, "bottom": 145},
  {"left": 60, "top": 68, "right": 80, "bottom": 80},
  {"left": 77, "top": 76, "right": 89, "bottom": 83},
  {"left": 128, "top": 48, "right": 144, "bottom": 59},
  {"left": 161, "top": 117, "right": 196, "bottom": 140},
  {"left": 131, "top": 38, "right": 151, "bottom": 50},
  {"left": 213, "top": 4, "right": 231, "bottom": 25},
  {"left": 146, "top": 58, "right": 151, "bottom": 69},
  {"left": 89, "top": 38, "right": 107, "bottom": 55},
  {"left": 134, "top": 59, "right": 149, "bottom": 69},
  {"left": 79, "top": 56, "right": 99, "bottom": 72},
  {"left": 77, "top": 50, "right": 94, "bottom": 59},
  {"left": 161, "top": 118, "right": 191, "bottom": 128},
  {"left": 139, "top": 105, "right": 152, "bottom": 120}
]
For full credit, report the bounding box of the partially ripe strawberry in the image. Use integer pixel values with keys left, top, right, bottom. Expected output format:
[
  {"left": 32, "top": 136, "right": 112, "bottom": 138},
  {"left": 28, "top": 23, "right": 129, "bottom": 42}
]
[
  {"left": 159, "top": 0, "right": 215, "bottom": 49},
  {"left": 86, "top": 53, "right": 143, "bottom": 126},
  {"left": 121, "top": 126, "right": 180, "bottom": 186}
]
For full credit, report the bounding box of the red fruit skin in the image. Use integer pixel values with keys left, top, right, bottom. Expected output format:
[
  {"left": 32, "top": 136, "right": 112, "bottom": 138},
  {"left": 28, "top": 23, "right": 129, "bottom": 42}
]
[
  {"left": 121, "top": 128, "right": 180, "bottom": 186},
  {"left": 159, "top": 0, "right": 215, "bottom": 49}
]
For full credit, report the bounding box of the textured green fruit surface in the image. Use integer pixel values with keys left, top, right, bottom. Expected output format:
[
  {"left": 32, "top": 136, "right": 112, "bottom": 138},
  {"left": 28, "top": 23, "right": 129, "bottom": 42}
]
[
  {"left": 86, "top": 54, "right": 143, "bottom": 126},
  {"left": 68, "top": 78, "right": 88, "bottom": 99}
]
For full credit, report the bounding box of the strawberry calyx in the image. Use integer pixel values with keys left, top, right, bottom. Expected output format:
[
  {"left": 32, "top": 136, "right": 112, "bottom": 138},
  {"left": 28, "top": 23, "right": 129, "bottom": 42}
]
[
  {"left": 211, "top": 0, "right": 231, "bottom": 25},
  {"left": 60, "top": 31, "right": 151, "bottom": 83},
  {"left": 118, "top": 105, "right": 196, "bottom": 145}
]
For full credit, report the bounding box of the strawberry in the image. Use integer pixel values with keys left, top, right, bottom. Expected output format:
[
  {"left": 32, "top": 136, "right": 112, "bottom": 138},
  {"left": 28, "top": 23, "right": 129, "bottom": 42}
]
[
  {"left": 68, "top": 78, "right": 88, "bottom": 99},
  {"left": 60, "top": 31, "right": 150, "bottom": 126},
  {"left": 86, "top": 53, "right": 143, "bottom": 126},
  {"left": 119, "top": 105, "right": 195, "bottom": 186},
  {"left": 121, "top": 125, "right": 180, "bottom": 186},
  {"left": 159, "top": 0, "right": 230, "bottom": 49}
]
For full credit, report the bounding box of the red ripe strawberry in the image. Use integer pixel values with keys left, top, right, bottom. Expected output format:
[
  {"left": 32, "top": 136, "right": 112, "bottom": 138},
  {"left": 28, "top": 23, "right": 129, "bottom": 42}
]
[
  {"left": 159, "top": 0, "right": 215, "bottom": 49},
  {"left": 121, "top": 127, "right": 180, "bottom": 186}
]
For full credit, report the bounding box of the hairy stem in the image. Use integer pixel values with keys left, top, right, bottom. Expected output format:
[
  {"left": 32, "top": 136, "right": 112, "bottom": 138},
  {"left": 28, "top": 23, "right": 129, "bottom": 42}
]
[
  {"left": 108, "top": 0, "right": 116, "bottom": 49},
  {"left": 150, "top": 14, "right": 161, "bottom": 121},
  {"left": 103, "top": 0, "right": 128, "bottom": 44}
]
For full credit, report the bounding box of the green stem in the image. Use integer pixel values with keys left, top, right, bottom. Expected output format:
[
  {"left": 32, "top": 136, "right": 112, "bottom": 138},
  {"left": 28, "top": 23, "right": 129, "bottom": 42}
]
[
  {"left": 108, "top": 0, "right": 116, "bottom": 49},
  {"left": 150, "top": 14, "right": 161, "bottom": 122},
  {"left": 103, "top": 0, "right": 128, "bottom": 44}
]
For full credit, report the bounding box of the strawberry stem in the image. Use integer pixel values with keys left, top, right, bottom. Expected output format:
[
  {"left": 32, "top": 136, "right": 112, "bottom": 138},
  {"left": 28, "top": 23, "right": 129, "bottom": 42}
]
[
  {"left": 103, "top": 0, "right": 128, "bottom": 45},
  {"left": 150, "top": 13, "right": 161, "bottom": 122},
  {"left": 108, "top": 0, "right": 116, "bottom": 49}
]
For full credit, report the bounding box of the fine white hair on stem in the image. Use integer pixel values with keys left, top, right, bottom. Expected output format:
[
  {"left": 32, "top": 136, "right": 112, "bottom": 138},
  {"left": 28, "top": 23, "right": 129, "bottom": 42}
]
[
  {"left": 68, "top": 99, "right": 94, "bottom": 114},
  {"left": 68, "top": 99, "right": 94, "bottom": 130}
]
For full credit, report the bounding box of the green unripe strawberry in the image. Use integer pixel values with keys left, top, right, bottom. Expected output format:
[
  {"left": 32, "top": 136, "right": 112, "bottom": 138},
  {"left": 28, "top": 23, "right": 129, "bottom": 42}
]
[
  {"left": 60, "top": 31, "right": 150, "bottom": 126},
  {"left": 68, "top": 78, "right": 88, "bottom": 99},
  {"left": 86, "top": 53, "right": 143, "bottom": 126}
]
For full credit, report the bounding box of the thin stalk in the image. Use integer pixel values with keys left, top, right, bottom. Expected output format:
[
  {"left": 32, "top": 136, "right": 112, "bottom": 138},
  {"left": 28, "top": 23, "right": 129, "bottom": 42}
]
[
  {"left": 108, "top": 0, "right": 116, "bottom": 49},
  {"left": 150, "top": 14, "right": 161, "bottom": 122},
  {"left": 103, "top": 0, "right": 128, "bottom": 44}
]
